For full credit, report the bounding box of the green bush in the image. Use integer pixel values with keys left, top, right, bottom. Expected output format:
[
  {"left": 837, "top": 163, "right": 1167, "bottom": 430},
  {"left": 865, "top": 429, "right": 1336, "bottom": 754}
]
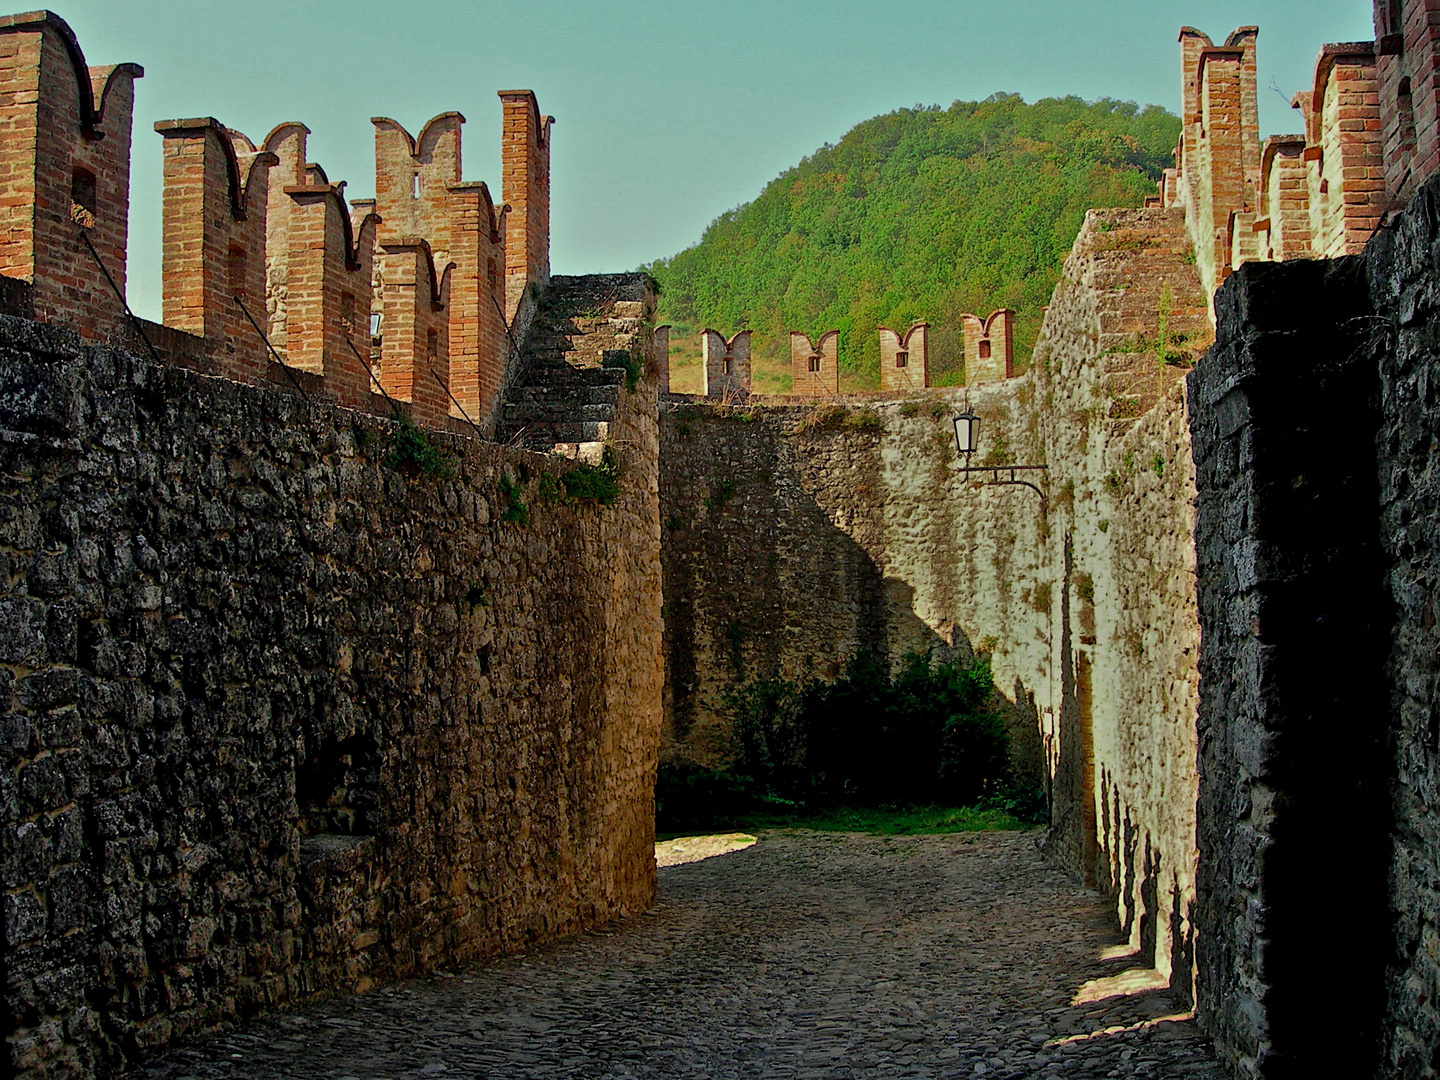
[
  {"left": 563, "top": 447, "right": 622, "bottom": 504},
  {"left": 657, "top": 650, "right": 1046, "bottom": 834},
  {"left": 384, "top": 409, "right": 452, "bottom": 479},
  {"left": 601, "top": 349, "right": 642, "bottom": 391}
]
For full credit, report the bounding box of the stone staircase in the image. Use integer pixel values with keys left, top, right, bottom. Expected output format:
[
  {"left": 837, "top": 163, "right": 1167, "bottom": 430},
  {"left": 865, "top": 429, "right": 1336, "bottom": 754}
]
[{"left": 497, "top": 273, "right": 650, "bottom": 455}]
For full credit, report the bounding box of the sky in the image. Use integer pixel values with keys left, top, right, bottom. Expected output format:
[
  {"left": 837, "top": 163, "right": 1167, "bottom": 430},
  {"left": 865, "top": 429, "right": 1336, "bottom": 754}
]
[{"left": 53, "top": 0, "right": 1377, "bottom": 322}]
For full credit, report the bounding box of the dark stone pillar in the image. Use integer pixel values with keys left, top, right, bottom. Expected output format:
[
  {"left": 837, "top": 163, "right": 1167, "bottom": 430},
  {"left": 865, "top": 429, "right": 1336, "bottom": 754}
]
[{"left": 1187, "top": 257, "right": 1390, "bottom": 1079}]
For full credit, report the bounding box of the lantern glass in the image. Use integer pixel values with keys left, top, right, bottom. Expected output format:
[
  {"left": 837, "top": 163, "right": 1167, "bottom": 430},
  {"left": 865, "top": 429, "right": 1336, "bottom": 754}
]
[{"left": 953, "top": 412, "right": 979, "bottom": 455}]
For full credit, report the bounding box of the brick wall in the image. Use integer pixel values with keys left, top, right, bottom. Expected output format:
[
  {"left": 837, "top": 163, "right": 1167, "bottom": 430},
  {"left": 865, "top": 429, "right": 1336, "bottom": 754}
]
[
  {"left": 1374, "top": 0, "right": 1440, "bottom": 205},
  {"left": 789, "top": 330, "right": 839, "bottom": 395},
  {"left": 0, "top": 313, "right": 662, "bottom": 1079},
  {"left": 0, "top": 12, "right": 141, "bottom": 340},
  {"left": 879, "top": 324, "right": 927, "bottom": 392},
  {"left": 961, "top": 311, "right": 1013, "bottom": 385},
  {"left": 700, "top": 329, "right": 750, "bottom": 397}
]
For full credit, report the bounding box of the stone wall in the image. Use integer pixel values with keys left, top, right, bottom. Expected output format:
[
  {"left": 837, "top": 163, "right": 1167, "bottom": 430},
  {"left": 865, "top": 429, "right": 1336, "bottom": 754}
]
[
  {"left": 0, "top": 313, "right": 662, "bottom": 1078},
  {"left": 1185, "top": 168, "right": 1440, "bottom": 1079},
  {"left": 1188, "top": 257, "right": 1391, "bottom": 1079},
  {"left": 659, "top": 207, "right": 1212, "bottom": 994},
  {"left": 1370, "top": 172, "right": 1440, "bottom": 1080}
]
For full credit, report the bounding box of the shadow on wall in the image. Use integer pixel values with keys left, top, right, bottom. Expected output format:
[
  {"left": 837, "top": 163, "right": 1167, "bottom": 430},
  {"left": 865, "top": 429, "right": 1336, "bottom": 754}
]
[{"left": 660, "top": 415, "right": 1042, "bottom": 788}]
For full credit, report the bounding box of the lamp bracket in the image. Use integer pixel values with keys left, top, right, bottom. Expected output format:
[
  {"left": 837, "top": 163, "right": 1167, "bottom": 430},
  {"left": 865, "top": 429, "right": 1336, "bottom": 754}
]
[{"left": 956, "top": 462, "right": 1048, "bottom": 500}]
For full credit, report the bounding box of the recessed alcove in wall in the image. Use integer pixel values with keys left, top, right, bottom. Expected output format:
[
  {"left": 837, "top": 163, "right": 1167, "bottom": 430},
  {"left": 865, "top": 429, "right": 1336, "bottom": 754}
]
[{"left": 296, "top": 732, "right": 380, "bottom": 864}]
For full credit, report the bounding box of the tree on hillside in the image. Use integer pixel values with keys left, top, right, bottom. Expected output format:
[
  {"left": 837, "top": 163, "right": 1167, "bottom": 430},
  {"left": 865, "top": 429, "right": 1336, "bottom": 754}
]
[{"left": 645, "top": 94, "right": 1179, "bottom": 389}]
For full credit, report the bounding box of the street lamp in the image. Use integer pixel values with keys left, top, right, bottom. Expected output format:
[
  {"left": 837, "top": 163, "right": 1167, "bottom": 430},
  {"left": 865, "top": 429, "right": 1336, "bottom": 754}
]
[
  {"left": 951, "top": 409, "right": 1047, "bottom": 501},
  {"left": 953, "top": 410, "right": 980, "bottom": 459}
]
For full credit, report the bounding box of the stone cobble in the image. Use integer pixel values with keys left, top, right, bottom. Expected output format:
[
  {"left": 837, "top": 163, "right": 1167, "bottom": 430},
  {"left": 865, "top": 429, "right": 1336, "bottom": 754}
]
[{"left": 132, "top": 831, "right": 1228, "bottom": 1080}]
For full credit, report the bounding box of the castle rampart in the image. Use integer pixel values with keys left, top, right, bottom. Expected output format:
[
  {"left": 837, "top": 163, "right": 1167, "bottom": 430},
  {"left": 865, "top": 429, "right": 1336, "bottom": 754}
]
[{"left": 0, "top": 11, "right": 547, "bottom": 435}]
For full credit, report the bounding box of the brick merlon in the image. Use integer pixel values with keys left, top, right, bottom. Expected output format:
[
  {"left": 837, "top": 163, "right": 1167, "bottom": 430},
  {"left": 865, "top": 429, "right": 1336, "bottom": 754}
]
[
  {"left": 1314, "top": 41, "right": 1379, "bottom": 96},
  {"left": 155, "top": 118, "right": 278, "bottom": 220},
  {"left": 0, "top": 10, "right": 142, "bottom": 137},
  {"left": 496, "top": 91, "right": 555, "bottom": 145},
  {"left": 1262, "top": 134, "right": 1308, "bottom": 175},
  {"left": 380, "top": 237, "right": 454, "bottom": 311},
  {"left": 370, "top": 111, "right": 466, "bottom": 157},
  {"left": 262, "top": 121, "right": 311, "bottom": 155}
]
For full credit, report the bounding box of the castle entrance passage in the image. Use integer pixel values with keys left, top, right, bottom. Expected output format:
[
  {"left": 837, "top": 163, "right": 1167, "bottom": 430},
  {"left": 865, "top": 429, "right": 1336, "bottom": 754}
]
[{"left": 135, "top": 832, "right": 1225, "bottom": 1079}]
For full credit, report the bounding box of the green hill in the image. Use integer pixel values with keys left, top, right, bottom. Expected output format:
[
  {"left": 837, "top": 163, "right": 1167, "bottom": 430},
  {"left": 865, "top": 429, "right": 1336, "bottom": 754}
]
[{"left": 645, "top": 94, "right": 1180, "bottom": 392}]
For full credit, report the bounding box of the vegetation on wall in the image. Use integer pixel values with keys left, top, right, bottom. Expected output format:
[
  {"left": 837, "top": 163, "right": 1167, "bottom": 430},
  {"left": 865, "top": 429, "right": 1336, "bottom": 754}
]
[
  {"left": 656, "top": 650, "right": 1046, "bottom": 834},
  {"left": 646, "top": 94, "right": 1179, "bottom": 390}
]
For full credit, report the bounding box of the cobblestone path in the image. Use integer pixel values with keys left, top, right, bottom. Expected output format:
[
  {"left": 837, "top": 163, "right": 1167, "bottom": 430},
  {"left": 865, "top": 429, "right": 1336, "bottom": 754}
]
[{"left": 134, "top": 831, "right": 1228, "bottom": 1079}]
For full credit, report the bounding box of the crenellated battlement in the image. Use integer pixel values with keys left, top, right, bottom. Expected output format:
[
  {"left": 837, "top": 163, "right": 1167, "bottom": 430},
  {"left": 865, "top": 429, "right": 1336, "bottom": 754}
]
[
  {"left": 1168, "top": 16, "right": 1401, "bottom": 306},
  {"left": 789, "top": 329, "right": 840, "bottom": 395},
  {"left": 701, "top": 329, "right": 751, "bottom": 397},
  {"left": 0, "top": 10, "right": 550, "bottom": 436},
  {"left": 0, "top": 11, "right": 142, "bottom": 339},
  {"left": 878, "top": 323, "right": 928, "bottom": 392}
]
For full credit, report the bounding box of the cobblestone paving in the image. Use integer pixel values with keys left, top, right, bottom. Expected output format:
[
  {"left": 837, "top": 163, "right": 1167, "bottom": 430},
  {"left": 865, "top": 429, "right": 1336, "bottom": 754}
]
[{"left": 134, "top": 831, "right": 1230, "bottom": 1079}]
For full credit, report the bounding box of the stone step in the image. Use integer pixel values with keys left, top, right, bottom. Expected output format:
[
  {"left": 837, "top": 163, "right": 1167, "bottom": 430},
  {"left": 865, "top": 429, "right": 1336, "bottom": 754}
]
[
  {"left": 505, "top": 383, "right": 621, "bottom": 406},
  {"left": 503, "top": 401, "right": 615, "bottom": 425},
  {"left": 511, "top": 420, "right": 609, "bottom": 444}
]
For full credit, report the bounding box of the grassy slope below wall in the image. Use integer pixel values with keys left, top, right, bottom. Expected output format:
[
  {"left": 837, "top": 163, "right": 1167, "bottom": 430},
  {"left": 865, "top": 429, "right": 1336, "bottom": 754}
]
[{"left": 646, "top": 95, "right": 1179, "bottom": 392}]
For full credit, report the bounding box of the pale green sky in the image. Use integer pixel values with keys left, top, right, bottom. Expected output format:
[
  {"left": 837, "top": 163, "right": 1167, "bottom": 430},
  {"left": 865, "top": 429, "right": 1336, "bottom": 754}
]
[{"left": 52, "top": 0, "right": 1376, "bottom": 321}]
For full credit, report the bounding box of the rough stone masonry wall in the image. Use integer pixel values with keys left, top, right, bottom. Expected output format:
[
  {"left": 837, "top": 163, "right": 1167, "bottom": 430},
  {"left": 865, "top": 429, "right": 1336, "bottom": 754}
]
[
  {"left": 0, "top": 314, "right": 662, "bottom": 1079},
  {"left": 1187, "top": 257, "right": 1390, "bottom": 1080},
  {"left": 659, "top": 386, "right": 1049, "bottom": 780},
  {"left": 1370, "top": 171, "right": 1440, "bottom": 1080},
  {"left": 660, "top": 207, "right": 1211, "bottom": 993},
  {"left": 1187, "top": 167, "right": 1440, "bottom": 1080}
]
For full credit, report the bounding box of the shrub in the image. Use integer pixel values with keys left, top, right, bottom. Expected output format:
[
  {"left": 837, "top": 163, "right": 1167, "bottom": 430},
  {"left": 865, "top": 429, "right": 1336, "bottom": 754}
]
[
  {"left": 602, "top": 349, "right": 642, "bottom": 391},
  {"left": 497, "top": 472, "right": 529, "bottom": 524},
  {"left": 718, "top": 650, "right": 1013, "bottom": 809},
  {"left": 384, "top": 409, "right": 452, "bottom": 479},
  {"left": 563, "top": 447, "right": 622, "bottom": 505}
]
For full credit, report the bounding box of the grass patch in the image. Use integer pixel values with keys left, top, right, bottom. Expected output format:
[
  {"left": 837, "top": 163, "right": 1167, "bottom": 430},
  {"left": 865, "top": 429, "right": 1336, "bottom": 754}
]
[{"left": 657, "top": 803, "right": 1034, "bottom": 841}]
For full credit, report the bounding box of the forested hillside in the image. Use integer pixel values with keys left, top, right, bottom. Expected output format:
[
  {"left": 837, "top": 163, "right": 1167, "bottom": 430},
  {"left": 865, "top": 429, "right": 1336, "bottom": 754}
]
[{"left": 645, "top": 94, "right": 1180, "bottom": 391}]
